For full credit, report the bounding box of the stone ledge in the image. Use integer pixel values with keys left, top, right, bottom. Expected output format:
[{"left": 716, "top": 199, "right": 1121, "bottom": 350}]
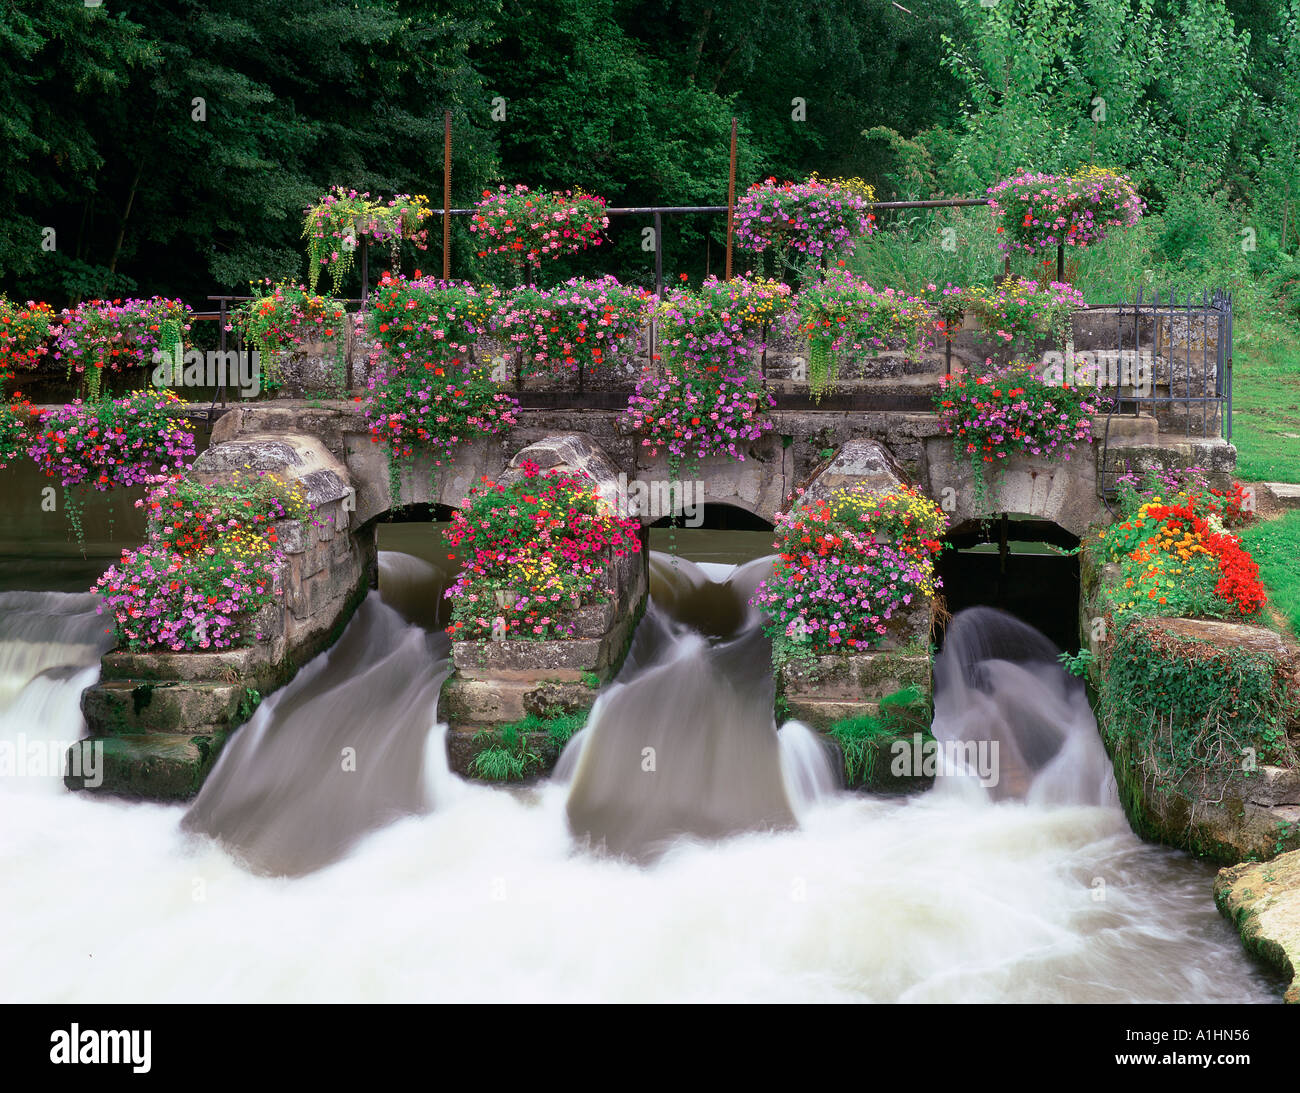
[
  {"left": 65, "top": 733, "right": 228, "bottom": 801},
  {"left": 1215, "top": 850, "right": 1300, "bottom": 1004}
]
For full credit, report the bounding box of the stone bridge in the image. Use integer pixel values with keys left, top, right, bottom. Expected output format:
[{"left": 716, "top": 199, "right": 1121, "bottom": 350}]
[{"left": 70, "top": 398, "right": 1236, "bottom": 797}]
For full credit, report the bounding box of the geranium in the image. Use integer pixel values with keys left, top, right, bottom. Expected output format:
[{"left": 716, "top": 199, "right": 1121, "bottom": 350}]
[
  {"left": 52, "top": 297, "right": 192, "bottom": 399},
  {"left": 443, "top": 462, "right": 641, "bottom": 641},
  {"left": 26, "top": 389, "right": 196, "bottom": 489},
  {"left": 988, "top": 167, "right": 1145, "bottom": 257},
  {"left": 1114, "top": 465, "right": 1257, "bottom": 529},
  {"left": 366, "top": 274, "right": 494, "bottom": 370},
  {"left": 469, "top": 184, "right": 608, "bottom": 269},
  {"left": 0, "top": 299, "right": 55, "bottom": 385},
  {"left": 139, "top": 470, "right": 311, "bottom": 555},
  {"left": 964, "top": 277, "right": 1084, "bottom": 353},
  {"left": 361, "top": 361, "right": 519, "bottom": 465},
  {"left": 0, "top": 396, "right": 34, "bottom": 470},
  {"left": 734, "top": 175, "right": 876, "bottom": 273},
  {"left": 488, "top": 275, "right": 652, "bottom": 379},
  {"left": 935, "top": 361, "right": 1096, "bottom": 467},
  {"left": 623, "top": 283, "right": 775, "bottom": 462},
  {"left": 751, "top": 484, "right": 948, "bottom": 654}
]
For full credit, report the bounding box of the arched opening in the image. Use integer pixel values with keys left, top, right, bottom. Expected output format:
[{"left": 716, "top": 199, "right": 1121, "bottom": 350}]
[
  {"left": 647, "top": 503, "right": 775, "bottom": 566},
  {"left": 935, "top": 514, "right": 1081, "bottom": 654}
]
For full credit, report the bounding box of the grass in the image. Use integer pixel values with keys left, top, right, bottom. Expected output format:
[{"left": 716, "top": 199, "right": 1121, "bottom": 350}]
[
  {"left": 1239, "top": 510, "right": 1300, "bottom": 638},
  {"left": 825, "top": 684, "right": 931, "bottom": 785},
  {"left": 466, "top": 709, "right": 589, "bottom": 782},
  {"left": 1230, "top": 318, "right": 1300, "bottom": 485}
]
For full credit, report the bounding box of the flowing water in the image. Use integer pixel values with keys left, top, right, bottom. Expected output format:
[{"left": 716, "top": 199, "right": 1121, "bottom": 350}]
[{"left": 0, "top": 538, "right": 1284, "bottom": 1002}]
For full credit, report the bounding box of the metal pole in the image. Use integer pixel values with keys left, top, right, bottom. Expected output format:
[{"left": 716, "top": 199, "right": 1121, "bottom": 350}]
[
  {"left": 361, "top": 242, "right": 369, "bottom": 303},
  {"left": 443, "top": 110, "right": 452, "bottom": 281},
  {"left": 653, "top": 210, "right": 663, "bottom": 299},
  {"left": 1056, "top": 242, "right": 1064, "bottom": 283},
  {"left": 725, "top": 117, "right": 737, "bottom": 280}
]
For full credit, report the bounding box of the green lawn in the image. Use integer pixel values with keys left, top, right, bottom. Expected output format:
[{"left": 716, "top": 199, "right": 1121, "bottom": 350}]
[
  {"left": 1231, "top": 318, "right": 1300, "bottom": 484},
  {"left": 1239, "top": 510, "right": 1300, "bottom": 638}
]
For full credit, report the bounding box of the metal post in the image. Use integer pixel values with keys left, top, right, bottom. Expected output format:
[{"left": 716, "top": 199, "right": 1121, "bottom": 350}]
[
  {"left": 360, "top": 242, "right": 369, "bottom": 303},
  {"left": 443, "top": 110, "right": 452, "bottom": 281},
  {"left": 653, "top": 210, "right": 663, "bottom": 299},
  {"left": 1056, "top": 242, "right": 1064, "bottom": 283},
  {"left": 725, "top": 117, "right": 737, "bottom": 280}
]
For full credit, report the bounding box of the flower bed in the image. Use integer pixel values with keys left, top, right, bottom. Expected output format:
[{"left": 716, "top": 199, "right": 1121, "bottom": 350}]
[
  {"left": 443, "top": 460, "right": 641, "bottom": 641},
  {"left": 489, "top": 275, "right": 652, "bottom": 379},
  {"left": 1094, "top": 469, "right": 1265, "bottom": 624},
  {"left": 734, "top": 175, "right": 876, "bottom": 270},
  {"left": 52, "top": 297, "right": 191, "bottom": 399},
  {"left": 624, "top": 281, "right": 775, "bottom": 462},
  {"left": 94, "top": 470, "right": 312, "bottom": 652},
  {"left": 470, "top": 184, "right": 608, "bottom": 269},
  {"left": 988, "top": 167, "right": 1144, "bottom": 257},
  {"left": 752, "top": 484, "right": 947, "bottom": 653}
]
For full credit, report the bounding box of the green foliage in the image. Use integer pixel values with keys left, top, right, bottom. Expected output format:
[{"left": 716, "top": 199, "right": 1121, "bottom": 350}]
[
  {"left": 467, "top": 709, "right": 588, "bottom": 781},
  {"left": 1058, "top": 648, "right": 1096, "bottom": 677},
  {"left": 1098, "top": 621, "right": 1296, "bottom": 801},
  {"left": 826, "top": 684, "right": 932, "bottom": 785}
]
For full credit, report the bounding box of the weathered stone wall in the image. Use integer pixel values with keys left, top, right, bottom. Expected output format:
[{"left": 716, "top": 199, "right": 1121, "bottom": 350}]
[{"left": 70, "top": 434, "right": 374, "bottom": 799}]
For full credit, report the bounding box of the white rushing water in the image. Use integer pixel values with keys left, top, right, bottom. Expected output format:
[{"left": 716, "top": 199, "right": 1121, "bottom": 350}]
[{"left": 0, "top": 563, "right": 1282, "bottom": 1003}]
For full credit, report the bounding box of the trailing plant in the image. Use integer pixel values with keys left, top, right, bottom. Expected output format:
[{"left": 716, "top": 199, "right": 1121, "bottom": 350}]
[
  {"left": 443, "top": 460, "right": 641, "bottom": 641},
  {"left": 303, "top": 186, "right": 432, "bottom": 293},
  {"left": 137, "top": 469, "right": 312, "bottom": 554},
  {"left": 228, "top": 281, "right": 350, "bottom": 392},
  {"left": 1098, "top": 621, "right": 1295, "bottom": 807},
  {"left": 52, "top": 297, "right": 191, "bottom": 399},
  {"left": 752, "top": 484, "right": 947, "bottom": 654},
  {"left": 988, "top": 167, "right": 1145, "bottom": 258},
  {"left": 795, "top": 270, "right": 936, "bottom": 398}
]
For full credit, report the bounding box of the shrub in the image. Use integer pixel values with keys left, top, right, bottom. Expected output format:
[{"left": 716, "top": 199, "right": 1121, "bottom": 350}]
[
  {"left": 0, "top": 299, "right": 55, "bottom": 385},
  {"left": 962, "top": 277, "right": 1084, "bottom": 353}
]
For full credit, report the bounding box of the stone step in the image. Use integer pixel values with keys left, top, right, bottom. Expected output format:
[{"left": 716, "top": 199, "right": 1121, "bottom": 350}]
[
  {"left": 65, "top": 733, "right": 228, "bottom": 800},
  {"left": 1264, "top": 481, "right": 1300, "bottom": 509}
]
